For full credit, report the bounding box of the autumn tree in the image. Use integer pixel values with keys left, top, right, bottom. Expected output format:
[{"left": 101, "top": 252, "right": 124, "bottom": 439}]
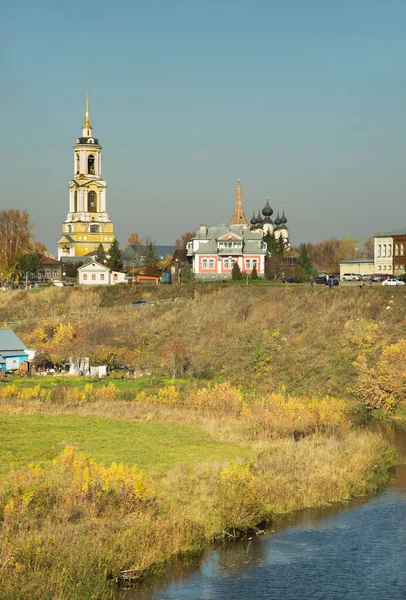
[
  {"left": 31, "top": 241, "right": 47, "bottom": 255},
  {"left": 175, "top": 231, "right": 194, "bottom": 250},
  {"left": 107, "top": 239, "right": 123, "bottom": 271},
  {"left": 362, "top": 238, "right": 374, "bottom": 258},
  {"left": 304, "top": 237, "right": 359, "bottom": 273},
  {"left": 265, "top": 254, "right": 283, "bottom": 280},
  {"left": 0, "top": 209, "right": 33, "bottom": 283},
  {"left": 127, "top": 232, "right": 144, "bottom": 249}
]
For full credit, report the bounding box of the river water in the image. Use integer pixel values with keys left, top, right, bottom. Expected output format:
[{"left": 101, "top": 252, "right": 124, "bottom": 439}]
[{"left": 124, "top": 425, "right": 406, "bottom": 600}]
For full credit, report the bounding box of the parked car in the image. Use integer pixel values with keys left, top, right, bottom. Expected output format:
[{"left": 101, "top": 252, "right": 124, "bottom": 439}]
[
  {"left": 341, "top": 273, "right": 357, "bottom": 281},
  {"left": 310, "top": 276, "right": 328, "bottom": 285},
  {"left": 371, "top": 274, "right": 384, "bottom": 282},
  {"left": 362, "top": 274, "right": 371, "bottom": 280},
  {"left": 382, "top": 278, "right": 405, "bottom": 286},
  {"left": 283, "top": 277, "right": 302, "bottom": 284}
]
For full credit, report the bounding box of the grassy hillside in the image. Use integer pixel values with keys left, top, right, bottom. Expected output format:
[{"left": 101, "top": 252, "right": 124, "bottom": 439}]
[
  {"left": 5, "top": 283, "right": 406, "bottom": 397},
  {"left": 0, "top": 283, "right": 403, "bottom": 599}
]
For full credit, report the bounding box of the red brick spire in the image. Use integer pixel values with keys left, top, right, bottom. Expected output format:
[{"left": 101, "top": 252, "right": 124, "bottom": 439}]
[{"left": 229, "top": 178, "right": 248, "bottom": 226}]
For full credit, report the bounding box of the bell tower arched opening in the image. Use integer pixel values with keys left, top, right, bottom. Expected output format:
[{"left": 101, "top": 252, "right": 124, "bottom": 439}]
[
  {"left": 88, "top": 190, "right": 97, "bottom": 212},
  {"left": 88, "top": 154, "right": 95, "bottom": 175}
]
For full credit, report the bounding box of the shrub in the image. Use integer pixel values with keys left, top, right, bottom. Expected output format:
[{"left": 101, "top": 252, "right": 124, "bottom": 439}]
[
  {"left": 231, "top": 262, "right": 243, "bottom": 280},
  {"left": 243, "top": 393, "right": 347, "bottom": 438},
  {"left": 355, "top": 339, "right": 406, "bottom": 411},
  {"left": 215, "top": 461, "right": 269, "bottom": 534},
  {"left": 185, "top": 381, "right": 243, "bottom": 417}
]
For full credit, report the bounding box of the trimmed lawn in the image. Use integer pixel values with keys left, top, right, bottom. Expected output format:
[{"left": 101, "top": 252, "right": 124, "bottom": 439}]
[{"left": 0, "top": 414, "right": 248, "bottom": 475}]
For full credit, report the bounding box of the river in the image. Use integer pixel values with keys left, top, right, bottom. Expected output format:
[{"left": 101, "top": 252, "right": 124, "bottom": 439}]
[{"left": 123, "top": 425, "right": 406, "bottom": 600}]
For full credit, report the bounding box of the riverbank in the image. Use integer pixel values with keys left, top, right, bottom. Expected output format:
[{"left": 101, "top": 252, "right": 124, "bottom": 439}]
[
  {"left": 1, "top": 284, "right": 404, "bottom": 598},
  {"left": 0, "top": 397, "right": 397, "bottom": 600}
]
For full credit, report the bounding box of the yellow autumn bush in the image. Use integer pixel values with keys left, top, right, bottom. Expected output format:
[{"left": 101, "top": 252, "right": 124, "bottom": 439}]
[
  {"left": 215, "top": 461, "right": 269, "bottom": 532},
  {"left": 185, "top": 381, "right": 244, "bottom": 417},
  {"left": 355, "top": 339, "right": 406, "bottom": 411},
  {"left": 243, "top": 393, "right": 347, "bottom": 438},
  {"left": 0, "top": 446, "right": 152, "bottom": 527}
]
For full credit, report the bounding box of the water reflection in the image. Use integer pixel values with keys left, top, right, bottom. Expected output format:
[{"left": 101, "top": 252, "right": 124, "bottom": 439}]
[{"left": 122, "top": 425, "right": 406, "bottom": 600}]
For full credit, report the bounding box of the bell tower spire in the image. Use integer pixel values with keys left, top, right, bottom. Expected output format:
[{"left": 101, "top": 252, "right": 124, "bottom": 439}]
[
  {"left": 229, "top": 177, "right": 248, "bottom": 227},
  {"left": 82, "top": 88, "right": 93, "bottom": 138}
]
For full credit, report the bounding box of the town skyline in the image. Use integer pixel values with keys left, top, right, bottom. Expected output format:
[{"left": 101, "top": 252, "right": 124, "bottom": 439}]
[{"left": 1, "top": 0, "right": 405, "bottom": 252}]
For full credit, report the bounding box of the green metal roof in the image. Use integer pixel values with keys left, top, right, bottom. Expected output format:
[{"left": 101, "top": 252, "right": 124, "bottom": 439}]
[{"left": 374, "top": 227, "right": 406, "bottom": 237}]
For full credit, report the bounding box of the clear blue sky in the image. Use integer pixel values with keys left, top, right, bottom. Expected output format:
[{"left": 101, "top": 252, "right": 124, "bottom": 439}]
[{"left": 1, "top": 0, "right": 405, "bottom": 250}]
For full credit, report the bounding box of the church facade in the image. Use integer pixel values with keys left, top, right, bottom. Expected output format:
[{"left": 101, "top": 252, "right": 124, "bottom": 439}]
[
  {"left": 57, "top": 93, "right": 115, "bottom": 260},
  {"left": 187, "top": 179, "right": 289, "bottom": 279}
]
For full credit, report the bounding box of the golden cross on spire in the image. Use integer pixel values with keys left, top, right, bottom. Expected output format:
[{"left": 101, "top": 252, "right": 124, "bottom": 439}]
[{"left": 84, "top": 88, "right": 90, "bottom": 126}]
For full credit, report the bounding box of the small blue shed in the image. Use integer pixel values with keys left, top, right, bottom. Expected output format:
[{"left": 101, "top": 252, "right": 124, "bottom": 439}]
[{"left": 0, "top": 329, "right": 29, "bottom": 372}]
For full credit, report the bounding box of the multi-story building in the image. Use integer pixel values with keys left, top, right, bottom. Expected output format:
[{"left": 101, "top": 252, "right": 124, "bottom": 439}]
[
  {"left": 373, "top": 227, "right": 406, "bottom": 275},
  {"left": 187, "top": 179, "right": 287, "bottom": 279},
  {"left": 57, "top": 92, "right": 115, "bottom": 260},
  {"left": 374, "top": 234, "right": 393, "bottom": 274}
]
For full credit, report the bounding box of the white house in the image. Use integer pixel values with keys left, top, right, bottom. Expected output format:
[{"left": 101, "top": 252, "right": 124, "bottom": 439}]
[
  {"left": 78, "top": 261, "right": 127, "bottom": 285},
  {"left": 374, "top": 235, "right": 393, "bottom": 275}
]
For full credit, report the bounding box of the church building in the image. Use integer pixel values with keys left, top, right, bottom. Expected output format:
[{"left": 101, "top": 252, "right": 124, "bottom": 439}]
[
  {"left": 57, "top": 93, "right": 115, "bottom": 260},
  {"left": 187, "top": 179, "right": 289, "bottom": 279}
]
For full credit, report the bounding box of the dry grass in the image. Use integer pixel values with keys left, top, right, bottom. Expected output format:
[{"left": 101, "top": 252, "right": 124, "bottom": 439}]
[{"left": 7, "top": 283, "right": 405, "bottom": 396}]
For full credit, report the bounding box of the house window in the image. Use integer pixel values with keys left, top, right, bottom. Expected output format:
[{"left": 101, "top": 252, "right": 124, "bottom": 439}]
[
  {"left": 202, "top": 259, "right": 208, "bottom": 269},
  {"left": 246, "top": 259, "right": 251, "bottom": 269},
  {"left": 92, "top": 274, "right": 96, "bottom": 281},
  {"left": 83, "top": 274, "right": 88, "bottom": 280},
  {"left": 252, "top": 259, "right": 258, "bottom": 269},
  {"left": 209, "top": 259, "right": 215, "bottom": 269},
  {"left": 114, "top": 273, "right": 118, "bottom": 280},
  {"left": 100, "top": 274, "right": 104, "bottom": 281},
  {"left": 382, "top": 245, "right": 386, "bottom": 257},
  {"left": 396, "top": 244, "right": 399, "bottom": 256},
  {"left": 224, "top": 259, "right": 229, "bottom": 269},
  {"left": 377, "top": 245, "right": 381, "bottom": 257},
  {"left": 402, "top": 244, "right": 405, "bottom": 256},
  {"left": 67, "top": 224, "right": 72, "bottom": 233},
  {"left": 388, "top": 244, "right": 392, "bottom": 257},
  {"left": 53, "top": 270, "right": 58, "bottom": 278}
]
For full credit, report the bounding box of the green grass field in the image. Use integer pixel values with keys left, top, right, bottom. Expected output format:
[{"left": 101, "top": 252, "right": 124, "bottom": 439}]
[{"left": 0, "top": 414, "right": 248, "bottom": 475}]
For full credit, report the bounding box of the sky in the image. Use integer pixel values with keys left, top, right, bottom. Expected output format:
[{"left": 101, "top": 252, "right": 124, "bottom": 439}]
[{"left": 1, "top": 0, "right": 405, "bottom": 251}]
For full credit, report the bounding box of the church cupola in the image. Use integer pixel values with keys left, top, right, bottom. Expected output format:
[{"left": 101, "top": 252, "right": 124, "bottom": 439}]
[
  {"left": 256, "top": 209, "right": 264, "bottom": 228},
  {"left": 274, "top": 211, "right": 282, "bottom": 230},
  {"left": 280, "top": 210, "right": 287, "bottom": 225},
  {"left": 250, "top": 210, "right": 257, "bottom": 227},
  {"left": 262, "top": 197, "right": 273, "bottom": 218}
]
